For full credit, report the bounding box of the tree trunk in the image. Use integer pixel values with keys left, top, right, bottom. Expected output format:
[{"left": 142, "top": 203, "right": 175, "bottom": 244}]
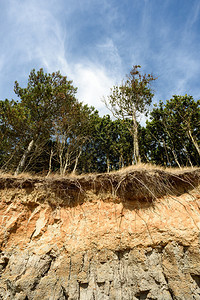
[
  {"left": 183, "top": 146, "right": 193, "bottom": 168},
  {"left": 187, "top": 128, "right": 200, "bottom": 157},
  {"left": 59, "top": 152, "right": 63, "bottom": 175},
  {"left": 132, "top": 106, "right": 141, "bottom": 164},
  {"left": 72, "top": 148, "right": 82, "bottom": 174},
  {"left": 106, "top": 155, "right": 110, "bottom": 173},
  {"left": 119, "top": 154, "right": 124, "bottom": 169},
  {"left": 162, "top": 139, "right": 171, "bottom": 166},
  {"left": 62, "top": 151, "right": 70, "bottom": 175},
  {"left": 14, "top": 139, "right": 35, "bottom": 175},
  {"left": 46, "top": 148, "right": 54, "bottom": 177},
  {"left": 171, "top": 149, "right": 181, "bottom": 169},
  {"left": 162, "top": 121, "right": 181, "bottom": 168}
]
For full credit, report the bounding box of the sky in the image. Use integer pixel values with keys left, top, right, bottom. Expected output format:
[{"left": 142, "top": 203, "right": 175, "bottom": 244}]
[{"left": 0, "top": 0, "right": 200, "bottom": 117}]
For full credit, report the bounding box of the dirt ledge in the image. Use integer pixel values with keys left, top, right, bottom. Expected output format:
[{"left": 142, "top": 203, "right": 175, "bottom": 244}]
[{"left": 0, "top": 168, "right": 199, "bottom": 206}]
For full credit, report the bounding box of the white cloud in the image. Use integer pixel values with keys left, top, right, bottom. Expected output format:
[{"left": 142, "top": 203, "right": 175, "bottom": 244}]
[
  {"left": 2, "top": 0, "right": 200, "bottom": 114},
  {"left": 3, "top": 0, "right": 122, "bottom": 113},
  {"left": 7, "top": 0, "right": 66, "bottom": 67},
  {"left": 73, "top": 63, "right": 115, "bottom": 115}
]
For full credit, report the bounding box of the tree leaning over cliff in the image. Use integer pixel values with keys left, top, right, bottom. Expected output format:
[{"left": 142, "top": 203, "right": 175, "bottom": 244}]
[{"left": 103, "top": 65, "right": 156, "bottom": 164}]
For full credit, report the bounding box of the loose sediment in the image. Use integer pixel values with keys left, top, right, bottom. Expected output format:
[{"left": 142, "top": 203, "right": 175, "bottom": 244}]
[{"left": 0, "top": 168, "right": 200, "bottom": 299}]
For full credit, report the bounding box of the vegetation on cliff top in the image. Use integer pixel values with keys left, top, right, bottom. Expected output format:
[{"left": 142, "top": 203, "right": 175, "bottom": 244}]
[{"left": 0, "top": 67, "right": 200, "bottom": 175}]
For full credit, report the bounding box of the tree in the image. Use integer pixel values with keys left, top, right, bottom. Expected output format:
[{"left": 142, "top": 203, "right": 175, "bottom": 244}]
[
  {"left": 0, "top": 99, "right": 30, "bottom": 171},
  {"left": 95, "top": 115, "right": 118, "bottom": 172},
  {"left": 165, "top": 95, "right": 200, "bottom": 159},
  {"left": 104, "top": 65, "right": 156, "bottom": 164},
  {"left": 13, "top": 68, "right": 77, "bottom": 175},
  {"left": 53, "top": 103, "right": 96, "bottom": 175},
  {"left": 146, "top": 95, "right": 200, "bottom": 167},
  {"left": 78, "top": 115, "right": 133, "bottom": 173}
]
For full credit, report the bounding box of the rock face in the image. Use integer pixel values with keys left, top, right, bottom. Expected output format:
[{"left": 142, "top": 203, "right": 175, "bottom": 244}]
[{"left": 0, "top": 169, "right": 200, "bottom": 299}]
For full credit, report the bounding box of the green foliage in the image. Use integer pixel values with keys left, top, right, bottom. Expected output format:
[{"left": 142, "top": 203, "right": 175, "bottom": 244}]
[
  {"left": 104, "top": 65, "right": 156, "bottom": 164},
  {"left": 145, "top": 95, "right": 200, "bottom": 167},
  {"left": 0, "top": 67, "right": 199, "bottom": 174},
  {"left": 78, "top": 115, "right": 133, "bottom": 173},
  {"left": 0, "top": 99, "right": 29, "bottom": 169},
  {"left": 105, "top": 65, "right": 156, "bottom": 120},
  {"left": 14, "top": 68, "right": 77, "bottom": 139},
  {"left": 1, "top": 69, "right": 78, "bottom": 173}
]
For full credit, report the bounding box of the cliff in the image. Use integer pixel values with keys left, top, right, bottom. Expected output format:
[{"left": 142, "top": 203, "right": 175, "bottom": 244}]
[{"left": 0, "top": 167, "right": 200, "bottom": 300}]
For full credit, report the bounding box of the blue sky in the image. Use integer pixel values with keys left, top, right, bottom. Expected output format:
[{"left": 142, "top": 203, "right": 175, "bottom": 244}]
[{"left": 1, "top": 0, "right": 200, "bottom": 116}]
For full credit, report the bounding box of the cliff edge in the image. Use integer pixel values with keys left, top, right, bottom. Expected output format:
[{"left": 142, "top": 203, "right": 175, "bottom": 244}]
[{"left": 0, "top": 167, "right": 200, "bottom": 300}]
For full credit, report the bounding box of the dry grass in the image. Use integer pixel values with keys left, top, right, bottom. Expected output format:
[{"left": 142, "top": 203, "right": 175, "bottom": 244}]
[
  {"left": 0, "top": 164, "right": 199, "bottom": 206},
  {"left": 0, "top": 163, "right": 199, "bottom": 179},
  {"left": 0, "top": 170, "right": 40, "bottom": 179},
  {"left": 115, "top": 163, "right": 199, "bottom": 174}
]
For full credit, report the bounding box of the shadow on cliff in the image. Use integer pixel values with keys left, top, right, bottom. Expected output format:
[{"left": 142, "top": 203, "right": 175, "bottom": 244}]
[{"left": 0, "top": 168, "right": 199, "bottom": 210}]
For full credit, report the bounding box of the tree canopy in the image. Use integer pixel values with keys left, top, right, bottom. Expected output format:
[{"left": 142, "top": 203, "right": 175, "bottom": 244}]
[
  {"left": 104, "top": 65, "right": 157, "bottom": 164},
  {"left": 0, "top": 68, "right": 199, "bottom": 175}
]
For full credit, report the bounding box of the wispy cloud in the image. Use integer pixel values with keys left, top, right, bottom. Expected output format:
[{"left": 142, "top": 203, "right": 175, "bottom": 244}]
[
  {"left": 127, "top": 0, "right": 200, "bottom": 102},
  {"left": 1, "top": 0, "right": 122, "bottom": 112},
  {"left": 7, "top": 0, "right": 67, "bottom": 69},
  {"left": 185, "top": 0, "right": 200, "bottom": 30},
  {"left": 1, "top": 0, "right": 200, "bottom": 115},
  {"left": 73, "top": 63, "right": 115, "bottom": 113}
]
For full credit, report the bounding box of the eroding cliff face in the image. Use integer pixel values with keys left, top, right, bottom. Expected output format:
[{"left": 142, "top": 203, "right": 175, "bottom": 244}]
[{"left": 0, "top": 170, "right": 200, "bottom": 299}]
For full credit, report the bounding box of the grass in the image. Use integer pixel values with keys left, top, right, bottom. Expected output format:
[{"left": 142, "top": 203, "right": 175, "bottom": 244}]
[
  {"left": 115, "top": 163, "right": 199, "bottom": 174},
  {"left": 0, "top": 164, "right": 200, "bottom": 206},
  {"left": 0, "top": 163, "right": 199, "bottom": 179},
  {"left": 0, "top": 164, "right": 199, "bottom": 207}
]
